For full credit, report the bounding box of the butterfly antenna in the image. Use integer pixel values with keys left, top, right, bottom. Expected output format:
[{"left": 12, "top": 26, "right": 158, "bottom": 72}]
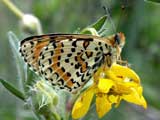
[
  {"left": 116, "top": 0, "right": 128, "bottom": 32},
  {"left": 103, "top": 3, "right": 116, "bottom": 33}
]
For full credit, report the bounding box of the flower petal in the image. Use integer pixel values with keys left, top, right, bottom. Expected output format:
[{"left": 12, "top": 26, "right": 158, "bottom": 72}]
[
  {"left": 98, "top": 78, "right": 114, "bottom": 93},
  {"left": 121, "top": 87, "right": 147, "bottom": 109},
  {"left": 110, "top": 63, "right": 140, "bottom": 83},
  {"left": 96, "top": 95, "right": 112, "bottom": 118},
  {"left": 108, "top": 95, "right": 119, "bottom": 104},
  {"left": 72, "top": 86, "right": 94, "bottom": 119}
]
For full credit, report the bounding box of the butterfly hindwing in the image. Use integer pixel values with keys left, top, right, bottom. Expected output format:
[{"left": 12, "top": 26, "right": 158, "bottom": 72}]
[
  {"left": 19, "top": 35, "right": 51, "bottom": 73},
  {"left": 20, "top": 34, "right": 112, "bottom": 93}
]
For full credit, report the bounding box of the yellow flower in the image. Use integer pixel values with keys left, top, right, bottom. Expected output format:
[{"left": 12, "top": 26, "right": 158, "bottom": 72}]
[{"left": 72, "top": 63, "right": 147, "bottom": 119}]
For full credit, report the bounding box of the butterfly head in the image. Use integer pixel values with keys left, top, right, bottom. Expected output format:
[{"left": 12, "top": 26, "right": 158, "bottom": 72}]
[
  {"left": 103, "top": 32, "right": 126, "bottom": 68},
  {"left": 107, "top": 32, "right": 125, "bottom": 54},
  {"left": 114, "top": 32, "right": 125, "bottom": 57},
  {"left": 113, "top": 32, "right": 125, "bottom": 48}
]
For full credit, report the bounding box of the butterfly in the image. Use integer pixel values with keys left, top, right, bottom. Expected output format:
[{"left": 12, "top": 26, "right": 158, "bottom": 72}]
[{"left": 19, "top": 33, "right": 125, "bottom": 93}]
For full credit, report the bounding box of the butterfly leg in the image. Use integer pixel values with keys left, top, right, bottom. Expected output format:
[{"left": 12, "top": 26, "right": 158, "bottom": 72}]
[{"left": 117, "top": 59, "right": 129, "bottom": 68}]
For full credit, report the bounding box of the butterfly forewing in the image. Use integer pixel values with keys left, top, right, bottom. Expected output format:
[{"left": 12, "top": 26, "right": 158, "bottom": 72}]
[{"left": 19, "top": 34, "right": 116, "bottom": 93}]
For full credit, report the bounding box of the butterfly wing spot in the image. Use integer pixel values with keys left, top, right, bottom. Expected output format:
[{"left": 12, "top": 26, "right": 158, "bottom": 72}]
[
  {"left": 20, "top": 40, "right": 37, "bottom": 51},
  {"left": 85, "top": 51, "right": 93, "bottom": 58},
  {"left": 72, "top": 41, "right": 77, "bottom": 47},
  {"left": 65, "top": 59, "right": 70, "bottom": 63},
  {"left": 75, "top": 53, "right": 88, "bottom": 73},
  {"left": 83, "top": 41, "right": 90, "bottom": 49}
]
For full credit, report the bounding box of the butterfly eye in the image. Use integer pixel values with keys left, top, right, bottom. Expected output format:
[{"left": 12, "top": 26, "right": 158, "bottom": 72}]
[
  {"left": 114, "top": 34, "right": 120, "bottom": 45},
  {"left": 114, "top": 33, "right": 125, "bottom": 48}
]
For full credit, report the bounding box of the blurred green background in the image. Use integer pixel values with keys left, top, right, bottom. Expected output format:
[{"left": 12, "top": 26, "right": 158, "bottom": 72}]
[{"left": 0, "top": 0, "right": 160, "bottom": 120}]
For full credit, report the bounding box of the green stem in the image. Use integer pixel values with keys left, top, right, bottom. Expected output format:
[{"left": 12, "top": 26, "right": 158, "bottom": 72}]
[
  {"left": 44, "top": 112, "right": 61, "bottom": 120},
  {"left": 2, "top": 0, "right": 24, "bottom": 19}
]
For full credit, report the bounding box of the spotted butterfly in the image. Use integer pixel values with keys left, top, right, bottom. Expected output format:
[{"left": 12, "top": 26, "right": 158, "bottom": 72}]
[{"left": 19, "top": 33, "right": 125, "bottom": 93}]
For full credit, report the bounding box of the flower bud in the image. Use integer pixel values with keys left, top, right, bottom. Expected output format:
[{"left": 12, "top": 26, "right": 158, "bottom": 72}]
[{"left": 20, "top": 14, "right": 42, "bottom": 34}]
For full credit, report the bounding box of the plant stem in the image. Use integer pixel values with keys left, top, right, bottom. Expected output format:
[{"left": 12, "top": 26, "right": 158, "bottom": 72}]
[{"left": 2, "top": 0, "right": 24, "bottom": 19}]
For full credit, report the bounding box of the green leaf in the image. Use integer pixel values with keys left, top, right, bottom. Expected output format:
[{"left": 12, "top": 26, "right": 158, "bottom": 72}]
[
  {"left": 80, "top": 15, "right": 107, "bottom": 35},
  {"left": 80, "top": 28, "right": 99, "bottom": 36},
  {"left": 8, "top": 32, "right": 28, "bottom": 87},
  {"left": 90, "top": 15, "right": 107, "bottom": 31},
  {"left": 0, "top": 78, "right": 25, "bottom": 101},
  {"left": 144, "top": 0, "right": 160, "bottom": 4}
]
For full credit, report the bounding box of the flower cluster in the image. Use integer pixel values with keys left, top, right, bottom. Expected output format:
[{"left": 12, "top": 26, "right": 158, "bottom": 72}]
[{"left": 72, "top": 63, "right": 147, "bottom": 119}]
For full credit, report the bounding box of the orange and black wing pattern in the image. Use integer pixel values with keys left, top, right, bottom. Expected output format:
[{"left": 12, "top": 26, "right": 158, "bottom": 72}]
[{"left": 19, "top": 33, "right": 125, "bottom": 93}]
